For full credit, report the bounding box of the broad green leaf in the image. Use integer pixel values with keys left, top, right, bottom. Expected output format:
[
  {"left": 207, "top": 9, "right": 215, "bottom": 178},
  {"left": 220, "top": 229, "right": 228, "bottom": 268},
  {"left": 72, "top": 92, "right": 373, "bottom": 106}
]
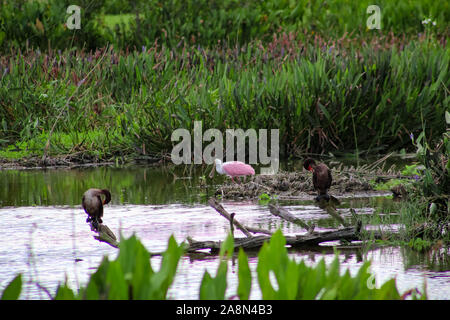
[
  {"left": 106, "top": 261, "right": 128, "bottom": 300},
  {"left": 86, "top": 256, "right": 111, "bottom": 299},
  {"left": 200, "top": 234, "right": 233, "bottom": 300},
  {"left": 199, "top": 271, "right": 215, "bottom": 299},
  {"left": 149, "top": 235, "right": 184, "bottom": 299},
  {"left": 54, "top": 282, "right": 77, "bottom": 300},
  {"left": 83, "top": 279, "right": 99, "bottom": 300},
  {"left": 237, "top": 248, "right": 251, "bottom": 300},
  {"left": 256, "top": 242, "right": 276, "bottom": 299},
  {"left": 199, "top": 261, "right": 228, "bottom": 299},
  {"left": 219, "top": 233, "right": 235, "bottom": 259},
  {"left": 1, "top": 274, "right": 22, "bottom": 300}
]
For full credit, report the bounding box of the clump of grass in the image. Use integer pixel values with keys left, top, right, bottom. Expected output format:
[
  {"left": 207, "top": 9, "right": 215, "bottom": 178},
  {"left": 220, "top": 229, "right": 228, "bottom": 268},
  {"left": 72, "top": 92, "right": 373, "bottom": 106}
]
[
  {"left": 370, "top": 179, "right": 411, "bottom": 191},
  {"left": 407, "top": 238, "right": 433, "bottom": 251}
]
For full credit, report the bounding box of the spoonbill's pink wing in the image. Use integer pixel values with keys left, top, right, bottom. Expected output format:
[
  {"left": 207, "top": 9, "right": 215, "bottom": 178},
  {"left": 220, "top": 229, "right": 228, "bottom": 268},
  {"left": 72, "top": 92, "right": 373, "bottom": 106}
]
[{"left": 222, "top": 161, "right": 255, "bottom": 177}]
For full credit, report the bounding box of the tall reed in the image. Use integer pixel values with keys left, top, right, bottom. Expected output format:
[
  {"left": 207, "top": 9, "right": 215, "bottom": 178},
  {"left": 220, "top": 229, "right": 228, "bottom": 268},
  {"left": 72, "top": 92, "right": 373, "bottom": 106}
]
[{"left": 0, "top": 35, "right": 448, "bottom": 161}]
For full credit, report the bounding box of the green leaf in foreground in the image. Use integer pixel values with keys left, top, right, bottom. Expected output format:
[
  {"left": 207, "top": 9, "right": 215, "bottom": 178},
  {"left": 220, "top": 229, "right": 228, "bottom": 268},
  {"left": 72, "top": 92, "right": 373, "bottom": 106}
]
[
  {"left": 237, "top": 247, "right": 252, "bottom": 300},
  {"left": 59, "top": 234, "right": 183, "bottom": 300},
  {"left": 54, "top": 281, "right": 77, "bottom": 300},
  {"left": 200, "top": 233, "right": 234, "bottom": 299},
  {"left": 1, "top": 274, "right": 22, "bottom": 300}
]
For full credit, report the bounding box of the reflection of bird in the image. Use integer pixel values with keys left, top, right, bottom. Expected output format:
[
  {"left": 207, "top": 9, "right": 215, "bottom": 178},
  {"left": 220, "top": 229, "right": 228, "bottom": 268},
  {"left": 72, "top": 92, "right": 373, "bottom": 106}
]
[
  {"left": 211, "top": 159, "right": 255, "bottom": 183},
  {"left": 82, "top": 188, "right": 111, "bottom": 230},
  {"left": 303, "top": 158, "right": 332, "bottom": 201},
  {"left": 391, "top": 184, "right": 407, "bottom": 200}
]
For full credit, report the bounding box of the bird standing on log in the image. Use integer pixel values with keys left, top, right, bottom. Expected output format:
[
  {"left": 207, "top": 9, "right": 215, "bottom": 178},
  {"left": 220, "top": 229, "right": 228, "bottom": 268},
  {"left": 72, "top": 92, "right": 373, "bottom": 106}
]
[
  {"left": 303, "top": 158, "right": 332, "bottom": 201},
  {"left": 210, "top": 159, "right": 255, "bottom": 183},
  {"left": 82, "top": 188, "right": 111, "bottom": 230}
]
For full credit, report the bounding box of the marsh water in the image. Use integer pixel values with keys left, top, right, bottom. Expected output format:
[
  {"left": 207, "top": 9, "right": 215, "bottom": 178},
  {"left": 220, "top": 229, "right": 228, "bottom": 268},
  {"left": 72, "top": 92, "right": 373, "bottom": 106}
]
[{"left": 0, "top": 163, "right": 449, "bottom": 299}]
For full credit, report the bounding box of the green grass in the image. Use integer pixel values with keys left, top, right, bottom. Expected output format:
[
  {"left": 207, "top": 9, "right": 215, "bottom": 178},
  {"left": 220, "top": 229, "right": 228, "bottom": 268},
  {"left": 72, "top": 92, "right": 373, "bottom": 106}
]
[
  {"left": 0, "top": 130, "right": 127, "bottom": 161},
  {"left": 0, "top": 1, "right": 448, "bottom": 163},
  {"left": 370, "top": 179, "right": 411, "bottom": 191},
  {"left": 0, "top": 35, "right": 448, "bottom": 162},
  {"left": 0, "top": 0, "right": 448, "bottom": 52},
  {"left": 401, "top": 164, "right": 421, "bottom": 176},
  {"left": 103, "top": 14, "right": 138, "bottom": 32}
]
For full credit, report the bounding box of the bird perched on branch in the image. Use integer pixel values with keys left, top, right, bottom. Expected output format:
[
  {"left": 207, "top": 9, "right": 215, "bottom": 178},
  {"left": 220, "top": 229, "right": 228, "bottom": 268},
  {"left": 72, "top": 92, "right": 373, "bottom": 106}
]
[
  {"left": 303, "top": 158, "right": 332, "bottom": 201},
  {"left": 82, "top": 188, "right": 111, "bottom": 231},
  {"left": 210, "top": 159, "right": 255, "bottom": 183}
]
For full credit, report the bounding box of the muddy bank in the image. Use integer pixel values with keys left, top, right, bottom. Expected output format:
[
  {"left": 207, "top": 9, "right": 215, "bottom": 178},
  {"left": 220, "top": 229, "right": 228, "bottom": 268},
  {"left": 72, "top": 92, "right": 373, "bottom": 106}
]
[
  {"left": 215, "top": 169, "right": 393, "bottom": 200},
  {"left": 0, "top": 156, "right": 108, "bottom": 170},
  {"left": 0, "top": 155, "right": 162, "bottom": 170}
]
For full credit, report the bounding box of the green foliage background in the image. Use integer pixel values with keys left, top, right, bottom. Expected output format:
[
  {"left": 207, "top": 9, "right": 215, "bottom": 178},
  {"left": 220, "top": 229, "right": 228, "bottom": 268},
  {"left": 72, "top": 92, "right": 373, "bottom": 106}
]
[{"left": 0, "top": 0, "right": 448, "bottom": 161}]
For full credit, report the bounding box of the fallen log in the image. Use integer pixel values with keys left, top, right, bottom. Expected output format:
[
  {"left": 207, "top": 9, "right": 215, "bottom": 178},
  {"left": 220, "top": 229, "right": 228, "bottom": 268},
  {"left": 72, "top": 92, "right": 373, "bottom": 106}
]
[
  {"left": 87, "top": 197, "right": 384, "bottom": 254},
  {"left": 183, "top": 198, "right": 377, "bottom": 253},
  {"left": 208, "top": 198, "right": 273, "bottom": 236},
  {"left": 269, "top": 200, "right": 347, "bottom": 229},
  {"left": 185, "top": 225, "right": 362, "bottom": 253}
]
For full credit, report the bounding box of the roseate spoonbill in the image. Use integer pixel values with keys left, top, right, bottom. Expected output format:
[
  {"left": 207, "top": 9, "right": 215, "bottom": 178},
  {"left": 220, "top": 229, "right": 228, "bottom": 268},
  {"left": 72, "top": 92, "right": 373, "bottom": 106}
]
[
  {"left": 210, "top": 159, "right": 255, "bottom": 183},
  {"left": 82, "top": 188, "right": 111, "bottom": 230},
  {"left": 303, "top": 158, "right": 332, "bottom": 201}
]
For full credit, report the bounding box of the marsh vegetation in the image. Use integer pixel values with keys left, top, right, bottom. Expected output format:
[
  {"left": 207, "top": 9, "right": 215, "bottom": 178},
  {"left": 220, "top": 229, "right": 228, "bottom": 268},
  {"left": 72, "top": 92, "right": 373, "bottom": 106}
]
[{"left": 0, "top": 0, "right": 448, "bottom": 300}]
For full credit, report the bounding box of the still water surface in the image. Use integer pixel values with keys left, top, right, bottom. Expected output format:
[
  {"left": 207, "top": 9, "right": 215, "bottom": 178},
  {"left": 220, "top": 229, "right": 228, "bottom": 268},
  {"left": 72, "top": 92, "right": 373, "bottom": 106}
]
[{"left": 0, "top": 165, "right": 448, "bottom": 299}]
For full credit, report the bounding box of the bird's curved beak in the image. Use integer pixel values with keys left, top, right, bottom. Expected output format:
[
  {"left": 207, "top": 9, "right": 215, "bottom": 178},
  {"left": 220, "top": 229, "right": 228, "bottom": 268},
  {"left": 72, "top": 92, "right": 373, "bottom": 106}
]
[
  {"left": 209, "top": 164, "right": 216, "bottom": 179},
  {"left": 103, "top": 199, "right": 107, "bottom": 205},
  {"left": 308, "top": 165, "right": 313, "bottom": 172}
]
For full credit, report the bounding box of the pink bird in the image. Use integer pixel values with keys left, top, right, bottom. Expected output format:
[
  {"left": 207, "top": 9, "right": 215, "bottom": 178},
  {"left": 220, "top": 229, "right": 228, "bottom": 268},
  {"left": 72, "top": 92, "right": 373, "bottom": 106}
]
[{"left": 212, "top": 159, "right": 255, "bottom": 183}]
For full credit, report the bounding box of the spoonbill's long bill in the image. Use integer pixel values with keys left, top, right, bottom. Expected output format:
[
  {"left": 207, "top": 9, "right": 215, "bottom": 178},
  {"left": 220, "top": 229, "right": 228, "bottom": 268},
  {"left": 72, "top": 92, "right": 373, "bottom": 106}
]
[
  {"left": 82, "top": 188, "right": 111, "bottom": 230},
  {"left": 210, "top": 159, "right": 255, "bottom": 183},
  {"left": 303, "top": 158, "right": 332, "bottom": 201}
]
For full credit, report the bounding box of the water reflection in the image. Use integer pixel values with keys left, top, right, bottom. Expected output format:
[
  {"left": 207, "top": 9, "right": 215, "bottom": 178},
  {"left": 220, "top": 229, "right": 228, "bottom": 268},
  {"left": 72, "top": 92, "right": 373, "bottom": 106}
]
[
  {"left": 0, "top": 156, "right": 412, "bottom": 207},
  {"left": 0, "top": 165, "right": 217, "bottom": 207},
  {"left": 401, "top": 246, "right": 450, "bottom": 272}
]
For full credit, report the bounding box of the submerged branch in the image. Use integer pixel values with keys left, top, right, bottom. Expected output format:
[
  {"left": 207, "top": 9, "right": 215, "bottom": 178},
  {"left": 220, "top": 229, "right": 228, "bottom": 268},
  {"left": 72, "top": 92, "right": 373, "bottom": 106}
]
[{"left": 208, "top": 198, "right": 253, "bottom": 237}]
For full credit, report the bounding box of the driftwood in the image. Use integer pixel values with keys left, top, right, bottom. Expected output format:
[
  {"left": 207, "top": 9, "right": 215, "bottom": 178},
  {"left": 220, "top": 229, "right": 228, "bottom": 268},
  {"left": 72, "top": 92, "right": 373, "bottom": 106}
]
[
  {"left": 185, "top": 197, "right": 372, "bottom": 254},
  {"left": 208, "top": 198, "right": 253, "bottom": 237},
  {"left": 186, "top": 225, "right": 361, "bottom": 253},
  {"left": 208, "top": 198, "right": 273, "bottom": 236},
  {"left": 88, "top": 197, "right": 383, "bottom": 254},
  {"left": 89, "top": 221, "right": 119, "bottom": 248}
]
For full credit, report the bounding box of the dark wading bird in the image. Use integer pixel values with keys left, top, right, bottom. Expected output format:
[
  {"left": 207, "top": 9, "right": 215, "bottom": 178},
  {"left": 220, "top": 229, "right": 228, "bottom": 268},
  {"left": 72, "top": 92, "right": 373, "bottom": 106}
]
[
  {"left": 303, "top": 158, "right": 332, "bottom": 202},
  {"left": 82, "top": 188, "right": 111, "bottom": 230}
]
